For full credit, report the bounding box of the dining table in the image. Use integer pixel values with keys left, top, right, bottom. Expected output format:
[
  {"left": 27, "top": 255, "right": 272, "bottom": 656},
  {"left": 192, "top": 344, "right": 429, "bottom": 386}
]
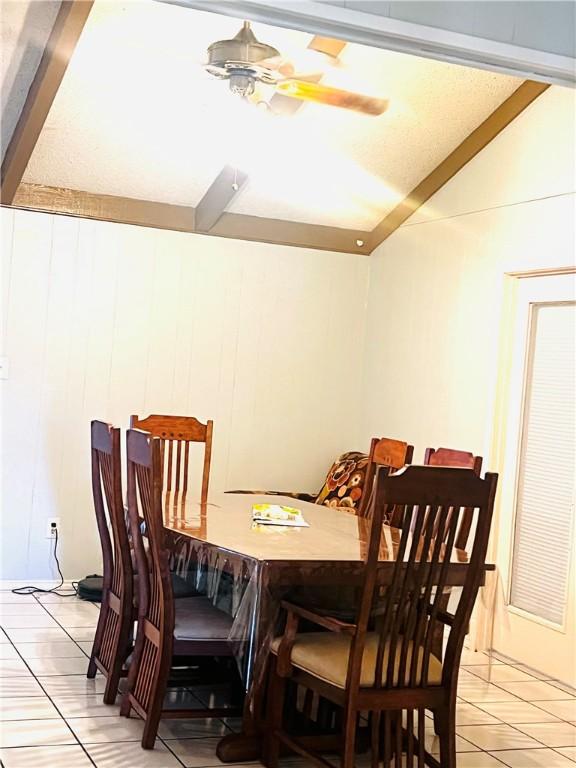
[{"left": 162, "top": 491, "right": 494, "bottom": 763}]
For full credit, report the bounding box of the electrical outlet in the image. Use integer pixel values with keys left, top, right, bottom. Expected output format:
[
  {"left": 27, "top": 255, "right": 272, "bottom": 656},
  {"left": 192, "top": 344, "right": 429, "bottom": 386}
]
[{"left": 45, "top": 517, "right": 60, "bottom": 539}]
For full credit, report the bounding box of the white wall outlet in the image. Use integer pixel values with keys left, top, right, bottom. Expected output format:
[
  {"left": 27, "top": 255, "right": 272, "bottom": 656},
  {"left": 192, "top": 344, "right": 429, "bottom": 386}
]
[{"left": 45, "top": 517, "right": 60, "bottom": 539}]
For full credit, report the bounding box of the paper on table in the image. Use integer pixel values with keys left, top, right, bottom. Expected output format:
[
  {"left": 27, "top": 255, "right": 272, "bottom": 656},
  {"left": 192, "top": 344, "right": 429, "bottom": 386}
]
[{"left": 251, "top": 504, "right": 310, "bottom": 527}]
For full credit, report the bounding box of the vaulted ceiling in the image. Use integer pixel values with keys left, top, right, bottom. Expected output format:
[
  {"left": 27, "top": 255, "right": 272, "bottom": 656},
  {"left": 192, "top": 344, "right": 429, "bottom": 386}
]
[{"left": 1, "top": 0, "right": 548, "bottom": 253}]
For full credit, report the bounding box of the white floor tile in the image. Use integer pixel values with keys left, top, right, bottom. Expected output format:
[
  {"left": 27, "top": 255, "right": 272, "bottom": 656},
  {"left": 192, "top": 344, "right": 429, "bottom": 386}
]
[
  {"left": 489, "top": 747, "right": 576, "bottom": 767},
  {"left": 0, "top": 605, "right": 48, "bottom": 616},
  {"left": 0, "top": 677, "right": 45, "bottom": 698},
  {"left": 14, "top": 641, "right": 85, "bottom": 659},
  {"left": 86, "top": 741, "right": 184, "bottom": 767},
  {"left": 425, "top": 732, "right": 480, "bottom": 754},
  {"left": 532, "top": 700, "right": 576, "bottom": 721},
  {"left": 454, "top": 702, "right": 501, "bottom": 726},
  {"left": 47, "top": 613, "right": 98, "bottom": 628},
  {"left": 68, "top": 714, "right": 146, "bottom": 743},
  {"left": 3, "top": 627, "right": 71, "bottom": 643},
  {"left": 460, "top": 649, "right": 503, "bottom": 666},
  {"left": 26, "top": 656, "right": 90, "bottom": 676},
  {"left": 163, "top": 736, "right": 227, "bottom": 767},
  {"left": 163, "top": 688, "right": 206, "bottom": 709},
  {"left": 37, "top": 675, "right": 106, "bottom": 696},
  {"left": 456, "top": 755, "right": 511, "bottom": 767},
  {"left": 35, "top": 593, "right": 85, "bottom": 603},
  {"left": 467, "top": 665, "right": 541, "bottom": 683},
  {"left": 53, "top": 694, "right": 121, "bottom": 718},
  {"left": 456, "top": 724, "right": 542, "bottom": 750},
  {"left": 0, "top": 629, "right": 10, "bottom": 643},
  {"left": 44, "top": 601, "right": 99, "bottom": 614},
  {"left": 0, "top": 696, "right": 60, "bottom": 721},
  {"left": 512, "top": 722, "right": 576, "bottom": 747},
  {"left": 67, "top": 627, "right": 96, "bottom": 642},
  {"left": 191, "top": 684, "right": 235, "bottom": 709},
  {"left": 512, "top": 664, "right": 553, "bottom": 681},
  {"left": 0, "top": 659, "right": 32, "bottom": 678},
  {"left": 158, "top": 718, "right": 230, "bottom": 739},
  {"left": 0, "top": 718, "right": 75, "bottom": 747},
  {"left": 77, "top": 641, "right": 94, "bottom": 656},
  {"left": 0, "top": 646, "right": 19, "bottom": 660},
  {"left": 498, "top": 681, "right": 576, "bottom": 701},
  {"left": 458, "top": 681, "right": 522, "bottom": 703},
  {"left": 0, "top": 745, "right": 94, "bottom": 768},
  {"left": 549, "top": 681, "right": 576, "bottom": 697},
  {"left": 0, "top": 615, "right": 59, "bottom": 629},
  {"left": 476, "top": 700, "right": 562, "bottom": 724},
  {"left": 0, "top": 594, "right": 41, "bottom": 604}
]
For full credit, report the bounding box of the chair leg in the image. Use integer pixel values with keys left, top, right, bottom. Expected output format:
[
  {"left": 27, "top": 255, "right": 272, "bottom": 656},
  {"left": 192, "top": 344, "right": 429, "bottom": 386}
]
[
  {"left": 141, "top": 705, "right": 163, "bottom": 751},
  {"left": 341, "top": 705, "right": 357, "bottom": 768},
  {"left": 141, "top": 643, "right": 172, "bottom": 750},
  {"left": 435, "top": 704, "right": 456, "bottom": 768},
  {"left": 263, "top": 665, "right": 286, "bottom": 768},
  {"left": 87, "top": 600, "right": 108, "bottom": 679},
  {"left": 87, "top": 656, "right": 98, "bottom": 679}
]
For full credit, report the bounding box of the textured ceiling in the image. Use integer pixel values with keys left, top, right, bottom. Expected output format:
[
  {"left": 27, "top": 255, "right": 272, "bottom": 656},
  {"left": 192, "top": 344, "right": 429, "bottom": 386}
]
[{"left": 7, "top": 0, "right": 523, "bottom": 230}]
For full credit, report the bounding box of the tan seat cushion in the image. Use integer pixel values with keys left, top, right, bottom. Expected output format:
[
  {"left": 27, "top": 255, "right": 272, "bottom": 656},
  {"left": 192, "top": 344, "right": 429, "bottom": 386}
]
[
  {"left": 271, "top": 632, "right": 442, "bottom": 689},
  {"left": 174, "top": 596, "right": 232, "bottom": 641}
]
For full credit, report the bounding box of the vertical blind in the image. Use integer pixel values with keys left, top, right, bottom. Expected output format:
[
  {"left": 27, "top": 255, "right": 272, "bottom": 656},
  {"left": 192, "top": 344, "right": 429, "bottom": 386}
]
[{"left": 510, "top": 302, "right": 576, "bottom": 626}]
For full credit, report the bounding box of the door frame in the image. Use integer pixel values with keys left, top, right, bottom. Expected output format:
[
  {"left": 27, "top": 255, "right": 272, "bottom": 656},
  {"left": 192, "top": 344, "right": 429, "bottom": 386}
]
[{"left": 473, "top": 268, "right": 576, "bottom": 669}]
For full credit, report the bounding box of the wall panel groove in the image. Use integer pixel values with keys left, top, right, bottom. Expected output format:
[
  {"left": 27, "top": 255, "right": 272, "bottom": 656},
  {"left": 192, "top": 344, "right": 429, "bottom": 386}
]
[{"left": 0, "top": 213, "right": 368, "bottom": 579}]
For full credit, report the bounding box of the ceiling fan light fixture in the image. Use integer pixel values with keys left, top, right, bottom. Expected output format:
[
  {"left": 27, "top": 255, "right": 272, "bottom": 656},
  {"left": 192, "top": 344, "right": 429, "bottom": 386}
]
[{"left": 229, "top": 71, "right": 256, "bottom": 97}]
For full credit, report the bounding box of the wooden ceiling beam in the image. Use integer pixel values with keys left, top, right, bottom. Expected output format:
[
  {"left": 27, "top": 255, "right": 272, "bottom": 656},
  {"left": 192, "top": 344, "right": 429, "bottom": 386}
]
[
  {"left": 208, "top": 211, "right": 371, "bottom": 253},
  {"left": 367, "top": 80, "right": 550, "bottom": 251},
  {"left": 1, "top": 1, "right": 94, "bottom": 205},
  {"left": 9, "top": 182, "right": 370, "bottom": 254},
  {"left": 12, "top": 184, "right": 196, "bottom": 233},
  {"left": 195, "top": 165, "right": 248, "bottom": 232}
]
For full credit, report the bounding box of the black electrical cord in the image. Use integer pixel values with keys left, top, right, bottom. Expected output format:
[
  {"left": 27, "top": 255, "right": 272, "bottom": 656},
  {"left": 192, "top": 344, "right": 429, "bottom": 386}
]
[{"left": 12, "top": 527, "right": 78, "bottom": 597}]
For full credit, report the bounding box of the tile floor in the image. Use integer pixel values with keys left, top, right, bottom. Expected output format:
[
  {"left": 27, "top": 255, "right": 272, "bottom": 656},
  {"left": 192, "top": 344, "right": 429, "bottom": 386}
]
[{"left": 1, "top": 590, "right": 575, "bottom": 767}]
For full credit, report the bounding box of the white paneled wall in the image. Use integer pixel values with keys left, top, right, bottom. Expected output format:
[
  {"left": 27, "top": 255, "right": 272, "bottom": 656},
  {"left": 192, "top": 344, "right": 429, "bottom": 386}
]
[
  {"left": 0, "top": 209, "right": 369, "bottom": 580},
  {"left": 360, "top": 86, "right": 576, "bottom": 463}
]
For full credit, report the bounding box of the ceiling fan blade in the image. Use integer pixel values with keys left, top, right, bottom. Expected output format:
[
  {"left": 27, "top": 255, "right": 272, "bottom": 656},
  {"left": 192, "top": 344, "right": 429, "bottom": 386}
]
[{"left": 275, "top": 79, "right": 388, "bottom": 116}]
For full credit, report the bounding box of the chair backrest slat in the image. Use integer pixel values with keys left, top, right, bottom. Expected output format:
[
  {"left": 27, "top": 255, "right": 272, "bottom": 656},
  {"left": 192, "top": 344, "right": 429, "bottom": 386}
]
[
  {"left": 91, "top": 421, "right": 132, "bottom": 603},
  {"left": 423, "top": 447, "right": 483, "bottom": 550},
  {"left": 361, "top": 437, "right": 414, "bottom": 518},
  {"left": 127, "top": 429, "right": 173, "bottom": 629},
  {"left": 347, "top": 465, "right": 497, "bottom": 696},
  {"left": 130, "top": 414, "right": 213, "bottom": 504}
]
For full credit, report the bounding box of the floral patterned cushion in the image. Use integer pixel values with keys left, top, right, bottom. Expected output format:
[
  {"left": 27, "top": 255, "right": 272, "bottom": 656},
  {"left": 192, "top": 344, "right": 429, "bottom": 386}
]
[{"left": 314, "top": 451, "right": 369, "bottom": 511}]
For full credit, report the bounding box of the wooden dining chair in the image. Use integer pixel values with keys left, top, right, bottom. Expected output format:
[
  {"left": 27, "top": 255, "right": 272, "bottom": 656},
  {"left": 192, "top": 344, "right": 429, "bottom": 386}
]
[
  {"left": 88, "top": 421, "right": 134, "bottom": 705},
  {"left": 424, "top": 446, "right": 483, "bottom": 550},
  {"left": 121, "top": 428, "right": 238, "bottom": 749},
  {"left": 130, "top": 414, "right": 213, "bottom": 504},
  {"left": 359, "top": 437, "right": 414, "bottom": 517},
  {"left": 265, "top": 464, "right": 498, "bottom": 768}
]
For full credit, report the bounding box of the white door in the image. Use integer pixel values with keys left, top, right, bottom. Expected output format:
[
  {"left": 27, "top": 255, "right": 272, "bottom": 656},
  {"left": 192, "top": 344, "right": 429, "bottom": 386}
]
[{"left": 491, "top": 271, "right": 576, "bottom": 685}]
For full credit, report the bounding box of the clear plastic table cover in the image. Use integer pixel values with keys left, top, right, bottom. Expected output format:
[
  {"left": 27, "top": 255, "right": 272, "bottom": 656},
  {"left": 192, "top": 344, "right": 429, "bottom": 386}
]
[{"left": 166, "top": 529, "right": 364, "bottom": 694}]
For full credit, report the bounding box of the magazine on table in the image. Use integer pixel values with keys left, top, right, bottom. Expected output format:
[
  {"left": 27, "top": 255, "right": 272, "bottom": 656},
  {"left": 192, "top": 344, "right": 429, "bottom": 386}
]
[{"left": 251, "top": 503, "right": 309, "bottom": 527}]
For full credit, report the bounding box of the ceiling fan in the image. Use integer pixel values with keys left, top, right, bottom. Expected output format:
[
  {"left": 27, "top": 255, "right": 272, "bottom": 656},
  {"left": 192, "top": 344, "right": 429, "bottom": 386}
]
[{"left": 204, "top": 21, "right": 388, "bottom": 116}]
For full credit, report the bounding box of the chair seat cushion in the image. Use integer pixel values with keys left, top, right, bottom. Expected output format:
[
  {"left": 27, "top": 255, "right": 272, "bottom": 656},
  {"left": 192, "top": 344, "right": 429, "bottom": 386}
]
[
  {"left": 174, "top": 597, "right": 233, "bottom": 642},
  {"left": 270, "top": 632, "right": 442, "bottom": 689}
]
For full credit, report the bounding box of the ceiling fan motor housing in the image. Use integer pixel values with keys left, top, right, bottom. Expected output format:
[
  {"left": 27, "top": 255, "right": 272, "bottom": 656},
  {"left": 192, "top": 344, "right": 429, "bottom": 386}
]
[{"left": 205, "top": 21, "right": 280, "bottom": 95}]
